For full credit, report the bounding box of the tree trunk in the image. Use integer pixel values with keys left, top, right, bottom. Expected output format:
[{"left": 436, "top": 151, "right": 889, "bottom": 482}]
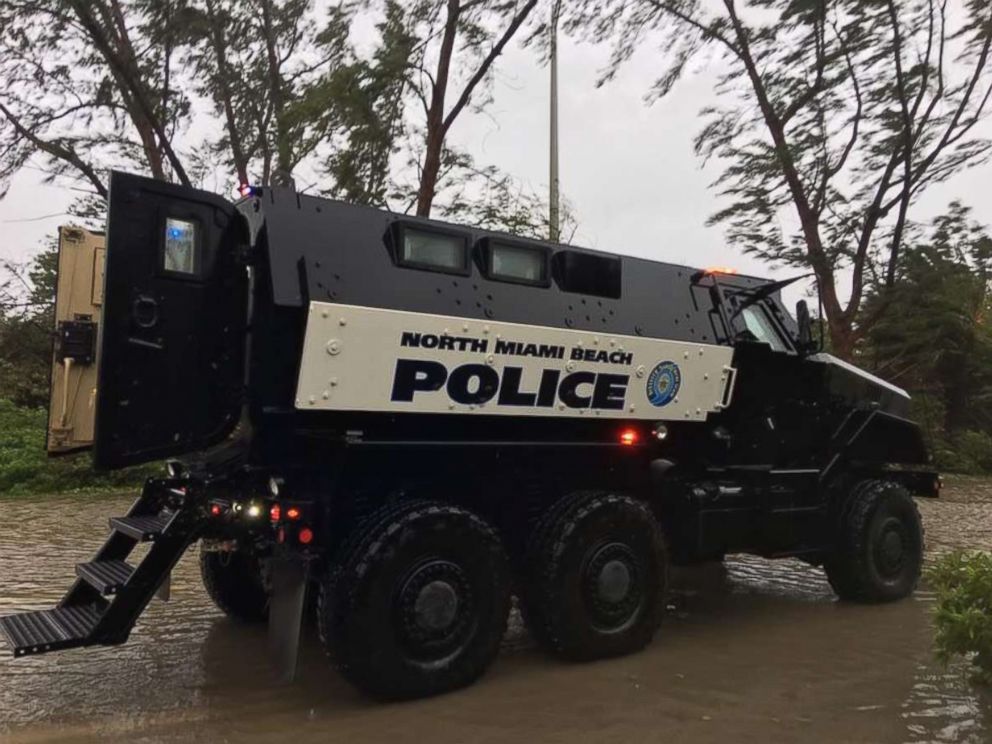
[
  {"left": 416, "top": 0, "right": 460, "bottom": 217},
  {"left": 260, "top": 0, "right": 292, "bottom": 185}
]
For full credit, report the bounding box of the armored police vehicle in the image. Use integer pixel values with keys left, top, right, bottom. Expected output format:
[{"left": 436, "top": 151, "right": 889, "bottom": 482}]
[{"left": 0, "top": 172, "right": 938, "bottom": 700}]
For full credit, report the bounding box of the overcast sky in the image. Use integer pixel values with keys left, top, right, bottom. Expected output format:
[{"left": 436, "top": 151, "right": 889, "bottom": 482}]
[{"left": 1, "top": 26, "right": 990, "bottom": 310}]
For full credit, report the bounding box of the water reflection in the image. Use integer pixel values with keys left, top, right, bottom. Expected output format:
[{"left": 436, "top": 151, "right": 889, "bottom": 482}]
[{"left": 0, "top": 487, "right": 988, "bottom": 743}]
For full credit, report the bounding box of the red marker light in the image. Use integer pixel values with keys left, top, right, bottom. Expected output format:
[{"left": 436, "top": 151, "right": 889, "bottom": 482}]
[
  {"left": 298, "top": 527, "right": 314, "bottom": 545},
  {"left": 237, "top": 182, "right": 254, "bottom": 199},
  {"left": 620, "top": 428, "right": 639, "bottom": 446},
  {"left": 269, "top": 504, "right": 281, "bottom": 522},
  {"left": 286, "top": 506, "right": 301, "bottom": 521},
  {"left": 210, "top": 504, "right": 223, "bottom": 517}
]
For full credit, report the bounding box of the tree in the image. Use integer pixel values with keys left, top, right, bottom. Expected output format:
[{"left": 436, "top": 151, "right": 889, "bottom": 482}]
[
  {"left": 0, "top": 0, "right": 358, "bottom": 198},
  {"left": 861, "top": 202, "right": 992, "bottom": 469},
  {"left": 385, "top": 0, "right": 539, "bottom": 217},
  {"left": 0, "top": 0, "right": 192, "bottom": 198},
  {"left": 321, "top": 2, "right": 416, "bottom": 206},
  {"left": 567, "top": 0, "right": 992, "bottom": 358}
]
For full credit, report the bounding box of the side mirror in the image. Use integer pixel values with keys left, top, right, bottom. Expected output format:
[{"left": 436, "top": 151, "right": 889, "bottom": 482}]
[{"left": 796, "top": 299, "right": 814, "bottom": 354}]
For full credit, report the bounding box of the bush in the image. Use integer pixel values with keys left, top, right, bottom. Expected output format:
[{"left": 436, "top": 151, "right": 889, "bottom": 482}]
[
  {"left": 0, "top": 399, "right": 155, "bottom": 495},
  {"left": 927, "top": 550, "right": 992, "bottom": 685}
]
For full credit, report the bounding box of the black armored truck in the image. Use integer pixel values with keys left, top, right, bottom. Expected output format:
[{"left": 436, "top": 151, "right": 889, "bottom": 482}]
[{"left": 0, "top": 172, "right": 938, "bottom": 700}]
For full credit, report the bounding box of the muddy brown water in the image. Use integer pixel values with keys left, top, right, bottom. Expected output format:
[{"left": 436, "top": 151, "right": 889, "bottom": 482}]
[{"left": 1, "top": 478, "right": 990, "bottom": 743}]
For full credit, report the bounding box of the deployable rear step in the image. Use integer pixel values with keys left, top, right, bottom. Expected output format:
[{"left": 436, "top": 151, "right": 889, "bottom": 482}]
[
  {"left": 0, "top": 481, "right": 201, "bottom": 658},
  {"left": 0, "top": 604, "right": 103, "bottom": 658},
  {"left": 76, "top": 560, "right": 135, "bottom": 595}
]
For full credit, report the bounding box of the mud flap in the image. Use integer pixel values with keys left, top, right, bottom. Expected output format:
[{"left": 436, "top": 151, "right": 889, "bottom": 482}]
[{"left": 267, "top": 553, "right": 308, "bottom": 683}]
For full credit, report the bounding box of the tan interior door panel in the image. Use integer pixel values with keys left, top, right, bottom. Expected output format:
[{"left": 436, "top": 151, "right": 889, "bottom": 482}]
[{"left": 47, "top": 226, "right": 105, "bottom": 454}]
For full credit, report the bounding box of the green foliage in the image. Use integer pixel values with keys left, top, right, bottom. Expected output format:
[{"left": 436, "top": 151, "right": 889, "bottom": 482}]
[
  {"left": 860, "top": 203, "right": 992, "bottom": 472},
  {"left": 0, "top": 238, "right": 57, "bottom": 408},
  {"left": 0, "top": 314, "right": 51, "bottom": 408},
  {"left": 927, "top": 550, "right": 992, "bottom": 686},
  {"left": 0, "top": 400, "right": 154, "bottom": 496}
]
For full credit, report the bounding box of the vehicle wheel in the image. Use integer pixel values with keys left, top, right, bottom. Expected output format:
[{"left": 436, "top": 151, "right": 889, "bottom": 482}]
[
  {"left": 521, "top": 492, "right": 668, "bottom": 661},
  {"left": 824, "top": 480, "right": 923, "bottom": 603},
  {"left": 199, "top": 544, "right": 269, "bottom": 622},
  {"left": 318, "top": 501, "right": 511, "bottom": 700}
]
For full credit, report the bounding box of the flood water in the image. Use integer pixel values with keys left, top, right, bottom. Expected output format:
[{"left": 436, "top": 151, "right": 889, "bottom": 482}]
[{"left": 1, "top": 478, "right": 989, "bottom": 743}]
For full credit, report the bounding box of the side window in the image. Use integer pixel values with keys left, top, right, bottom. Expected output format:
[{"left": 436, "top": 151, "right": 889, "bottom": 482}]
[
  {"left": 481, "top": 238, "right": 551, "bottom": 287},
  {"left": 553, "top": 250, "right": 622, "bottom": 299},
  {"left": 163, "top": 217, "right": 199, "bottom": 275},
  {"left": 741, "top": 305, "right": 788, "bottom": 352},
  {"left": 389, "top": 223, "right": 471, "bottom": 276}
]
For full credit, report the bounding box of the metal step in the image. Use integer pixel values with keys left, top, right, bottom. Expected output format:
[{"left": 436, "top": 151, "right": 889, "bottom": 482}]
[
  {"left": 0, "top": 604, "right": 103, "bottom": 657},
  {"left": 109, "top": 513, "right": 171, "bottom": 541},
  {"left": 76, "top": 560, "right": 135, "bottom": 595}
]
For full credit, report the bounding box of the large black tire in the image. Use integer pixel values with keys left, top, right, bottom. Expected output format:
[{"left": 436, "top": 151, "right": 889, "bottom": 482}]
[
  {"left": 824, "top": 480, "right": 924, "bottom": 603},
  {"left": 199, "top": 545, "right": 269, "bottom": 622},
  {"left": 318, "top": 501, "right": 511, "bottom": 700},
  {"left": 520, "top": 492, "right": 668, "bottom": 661}
]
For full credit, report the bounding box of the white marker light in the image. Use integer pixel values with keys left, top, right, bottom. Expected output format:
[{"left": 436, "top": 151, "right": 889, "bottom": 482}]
[{"left": 247, "top": 503, "right": 262, "bottom": 519}]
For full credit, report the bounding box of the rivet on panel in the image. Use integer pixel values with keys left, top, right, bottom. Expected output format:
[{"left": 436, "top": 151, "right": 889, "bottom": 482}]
[
  {"left": 326, "top": 339, "right": 341, "bottom": 355},
  {"left": 330, "top": 378, "right": 338, "bottom": 387},
  {"left": 486, "top": 354, "right": 495, "bottom": 365},
  {"left": 566, "top": 360, "right": 576, "bottom": 372},
  {"left": 635, "top": 365, "right": 646, "bottom": 378},
  {"left": 322, "top": 391, "right": 329, "bottom": 400},
  {"left": 339, "top": 317, "right": 346, "bottom": 326}
]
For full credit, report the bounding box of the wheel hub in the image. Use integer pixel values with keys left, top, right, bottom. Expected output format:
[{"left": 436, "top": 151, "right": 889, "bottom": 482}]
[
  {"left": 876, "top": 521, "right": 906, "bottom": 576},
  {"left": 597, "top": 559, "right": 632, "bottom": 603},
  {"left": 414, "top": 579, "right": 460, "bottom": 631},
  {"left": 397, "top": 559, "right": 473, "bottom": 658},
  {"left": 584, "top": 542, "right": 642, "bottom": 630}
]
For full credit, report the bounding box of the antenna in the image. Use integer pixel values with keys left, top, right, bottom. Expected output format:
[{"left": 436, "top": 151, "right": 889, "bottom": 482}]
[{"left": 549, "top": 0, "right": 561, "bottom": 243}]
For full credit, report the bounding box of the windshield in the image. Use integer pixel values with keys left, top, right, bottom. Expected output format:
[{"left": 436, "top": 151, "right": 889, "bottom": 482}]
[{"left": 741, "top": 305, "right": 788, "bottom": 352}]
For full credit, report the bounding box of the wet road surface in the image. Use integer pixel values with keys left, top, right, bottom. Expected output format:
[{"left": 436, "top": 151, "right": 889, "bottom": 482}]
[{"left": 1, "top": 478, "right": 989, "bottom": 743}]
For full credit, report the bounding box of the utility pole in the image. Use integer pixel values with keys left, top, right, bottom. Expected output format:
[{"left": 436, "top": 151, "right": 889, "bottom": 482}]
[{"left": 549, "top": 0, "right": 561, "bottom": 243}]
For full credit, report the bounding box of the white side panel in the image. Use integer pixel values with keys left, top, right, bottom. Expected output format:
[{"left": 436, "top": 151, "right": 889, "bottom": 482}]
[{"left": 295, "top": 302, "right": 736, "bottom": 421}]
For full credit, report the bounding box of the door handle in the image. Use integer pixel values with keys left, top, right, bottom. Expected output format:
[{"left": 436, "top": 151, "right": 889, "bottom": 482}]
[{"left": 132, "top": 295, "right": 159, "bottom": 329}]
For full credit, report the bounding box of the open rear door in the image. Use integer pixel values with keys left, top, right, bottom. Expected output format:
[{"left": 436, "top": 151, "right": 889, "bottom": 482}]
[
  {"left": 94, "top": 172, "right": 249, "bottom": 469},
  {"left": 47, "top": 226, "right": 105, "bottom": 454}
]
